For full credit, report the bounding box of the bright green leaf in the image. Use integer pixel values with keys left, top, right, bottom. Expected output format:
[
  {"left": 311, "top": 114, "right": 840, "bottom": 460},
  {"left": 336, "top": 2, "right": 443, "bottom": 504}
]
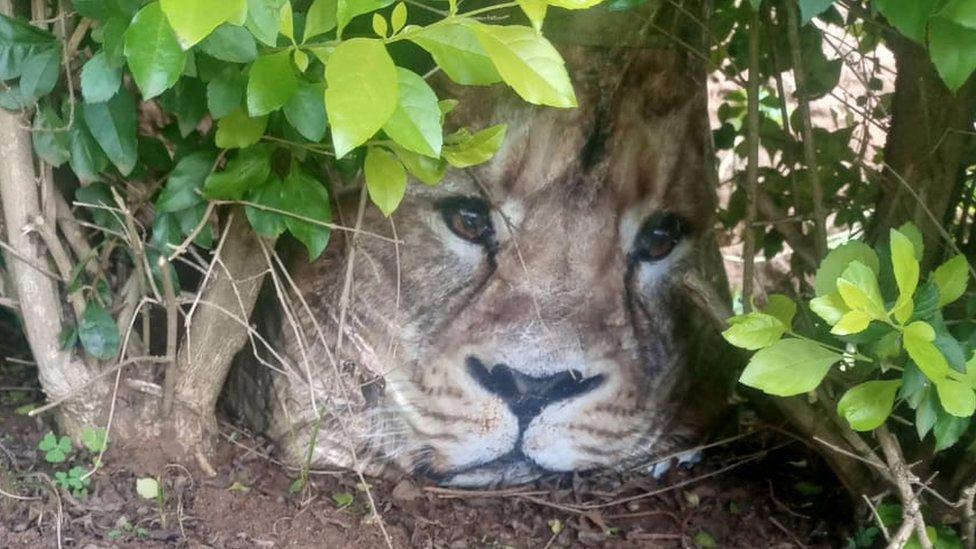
[
  {"left": 517, "top": 0, "right": 548, "bottom": 32},
  {"left": 836, "top": 380, "right": 901, "bottom": 431},
  {"left": 837, "top": 261, "right": 888, "bottom": 321},
  {"left": 392, "top": 145, "right": 446, "bottom": 185},
  {"left": 762, "top": 294, "right": 796, "bottom": 328},
  {"left": 324, "top": 38, "right": 397, "bottom": 158},
  {"left": 469, "top": 22, "right": 576, "bottom": 108},
  {"left": 305, "top": 0, "right": 338, "bottom": 41},
  {"left": 890, "top": 228, "right": 919, "bottom": 324},
  {"left": 936, "top": 378, "right": 976, "bottom": 417},
  {"left": 738, "top": 338, "right": 841, "bottom": 396},
  {"left": 372, "top": 13, "right": 388, "bottom": 38},
  {"left": 939, "top": 0, "right": 976, "bottom": 30},
  {"left": 215, "top": 108, "right": 268, "bottom": 148},
  {"left": 814, "top": 241, "right": 879, "bottom": 296},
  {"left": 336, "top": 0, "right": 393, "bottom": 37},
  {"left": 809, "top": 292, "right": 849, "bottom": 325},
  {"left": 391, "top": 2, "right": 406, "bottom": 33},
  {"left": 442, "top": 124, "right": 507, "bottom": 168},
  {"left": 245, "top": 177, "right": 287, "bottom": 237},
  {"left": 897, "top": 221, "right": 924, "bottom": 260},
  {"left": 932, "top": 255, "right": 969, "bottom": 307},
  {"left": 831, "top": 310, "right": 872, "bottom": 336},
  {"left": 280, "top": 0, "right": 295, "bottom": 42},
  {"left": 409, "top": 21, "right": 502, "bottom": 86},
  {"left": 364, "top": 146, "right": 407, "bottom": 217},
  {"left": 383, "top": 68, "right": 442, "bottom": 157},
  {"left": 247, "top": 50, "right": 299, "bottom": 116},
  {"left": 124, "top": 3, "right": 187, "bottom": 99},
  {"left": 722, "top": 312, "right": 786, "bottom": 350},
  {"left": 160, "top": 0, "right": 247, "bottom": 49},
  {"left": 292, "top": 47, "right": 308, "bottom": 71},
  {"left": 547, "top": 0, "right": 604, "bottom": 8},
  {"left": 904, "top": 320, "right": 951, "bottom": 381}
]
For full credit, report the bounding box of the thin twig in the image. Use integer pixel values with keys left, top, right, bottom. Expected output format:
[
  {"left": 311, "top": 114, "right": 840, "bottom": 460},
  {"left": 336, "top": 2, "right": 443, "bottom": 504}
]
[
  {"left": 160, "top": 256, "right": 179, "bottom": 417},
  {"left": 741, "top": 3, "right": 761, "bottom": 312},
  {"left": 876, "top": 424, "right": 932, "bottom": 549}
]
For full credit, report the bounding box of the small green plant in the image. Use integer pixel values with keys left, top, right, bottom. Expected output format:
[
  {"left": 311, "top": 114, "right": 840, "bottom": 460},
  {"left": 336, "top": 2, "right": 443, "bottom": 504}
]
[
  {"left": 725, "top": 224, "right": 972, "bottom": 442},
  {"left": 54, "top": 466, "right": 92, "bottom": 498},
  {"left": 331, "top": 491, "right": 354, "bottom": 509},
  {"left": 136, "top": 476, "right": 166, "bottom": 527},
  {"left": 37, "top": 431, "right": 72, "bottom": 463}
]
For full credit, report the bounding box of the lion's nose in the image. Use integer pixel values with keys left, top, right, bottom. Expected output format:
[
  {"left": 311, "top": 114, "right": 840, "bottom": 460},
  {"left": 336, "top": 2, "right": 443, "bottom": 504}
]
[{"left": 466, "top": 357, "right": 604, "bottom": 423}]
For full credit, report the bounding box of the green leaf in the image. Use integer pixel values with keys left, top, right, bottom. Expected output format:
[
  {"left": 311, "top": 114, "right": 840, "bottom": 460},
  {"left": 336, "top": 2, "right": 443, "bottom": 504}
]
[
  {"left": 836, "top": 261, "right": 888, "bottom": 321},
  {"left": 160, "top": 0, "right": 247, "bottom": 49},
  {"left": 79, "top": 301, "right": 121, "bottom": 360},
  {"left": 517, "top": 0, "right": 548, "bottom": 32},
  {"left": 204, "top": 145, "right": 272, "bottom": 200},
  {"left": 82, "top": 89, "right": 138, "bottom": 175},
  {"left": 547, "top": 0, "right": 605, "bottom": 7},
  {"left": 207, "top": 66, "right": 246, "bottom": 119},
  {"left": 247, "top": 50, "right": 299, "bottom": 116},
  {"left": 903, "top": 320, "right": 951, "bottom": 381},
  {"left": 324, "top": 38, "right": 397, "bottom": 158},
  {"left": 391, "top": 2, "right": 406, "bottom": 33},
  {"left": 738, "top": 338, "right": 841, "bottom": 396},
  {"left": 442, "top": 124, "right": 507, "bottom": 168},
  {"left": 409, "top": 21, "right": 502, "bottom": 85},
  {"left": 836, "top": 380, "right": 901, "bottom": 431},
  {"left": 809, "top": 292, "right": 848, "bottom": 325},
  {"left": 890, "top": 228, "right": 919, "bottom": 324},
  {"left": 81, "top": 51, "right": 122, "bottom": 103},
  {"left": 372, "top": 13, "right": 388, "bottom": 38},
  {"left": 244, "top": 177, "right": 287, "bottom": 237},
  {"left": 199, "top": 24, "right": 258, "bottom": 63},
  {"left": 392, "top": 145, "right": 446, "bottom": 185},
  {"left": 934, "top": 412, "right": 969, "bottom": 450},
  {"left": 469, "top": 23, "right": 576, "bottom": 108},
  {"left": 336, "top": 0, "right": 393, "bottom": 37},
  {"left": 762, "top": 294, "right": 796, "bottom": 328},
  {"left": 166, "top": 77, "right": 207, "bottom": 137},
  {"left": 897, "top": 221, "right": 924, "bottom": 260},
  {"left": 246, "top": 0, "right": 286, "bottom": 46},
  {"left": 292, "top": 47, "right": 309, "bottom": 72},
  {"left": 283, "top": 82, "right": 328, "bottom": 142},
  {"left": 81, "top": 427, "right": 108, "bottom": 453},
  {"left": 136, "top": 477, "right": 160, "bottom": 499},
  {"left": 798, "top": 0, "right": 832, "bottom": 24},
  {"left": 928, "top": 16, "right": 976, "bottom": 92},
  {"left": 124, "top": 3, "right": 187, "bottom": 99},
  {"left": 932, "top": 255, "right": 969, "bottom": 307},
  {"left": 32, "top": 103, "right": 70, "bottom": 166},
  {"left": 19, "top": 47, "right": 60, "bottom": 101},
  {"left": 69, "top": 115, "right": 109, "bottom": 182},
  {"left": 0, "top": 13, "right": 56, "bottom": 80},
  {"left": 722, "top": 312, "right": 786, "bottom": 350},
  {"left": 936, "top": 378, "right": 976, "bottom": 417},
  {"left": 100, "top": 17, "right": 129, "bottom": 68},
  {"left": 875, "top": 0, "right": 941, "bottom": 43},
  {"left": 831, "top": 310, "right": 872, "bottom": 336},
  {"left": 74, "top": 0, "right": 141, "bottom": 22},
  {"left": 916, "top": 388, "right": 939, "bottom": 440},
  {"left": 364, "top": 146, "right": 407, "bottom": 217},
  {"left": 305, "top": 0, "right": 338, "bottom": 41},
  {"left": 383, "top": 68, "right": 442, "bottom": 157},
  {"left": 814, "top": 241, "right": 879, "bottom": 296},
  {"left": 331, "top": 491, "right": 354, "bottom": 508},
  {"left": 940, "top": 0, "right": 976, "bottom": 29},
  {"left": 216, "top": 108, "right": 268, "bottom": 149},
  {"left": 281, "top": 168, "right": 332, "bottom": 259},
  {"left": 156, "top": 151, "right": 216, "bottom": 212}
]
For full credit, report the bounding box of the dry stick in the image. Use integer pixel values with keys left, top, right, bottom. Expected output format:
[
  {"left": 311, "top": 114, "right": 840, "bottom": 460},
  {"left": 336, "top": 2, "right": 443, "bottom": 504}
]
[
  {"left": 863, "top": 493, "right": 892, "bottom": 543},
  {"left": 877, "top": 424, "right": 932, "bottom": 549},
  {"left": 741, "top": 4, "right": 761, "bottom": 312},
  {"left": 962, "top": 482, "right": 976, "bottom": 549},
  {"left": 783, "top": 0, "right": 828, "bottom": 259},
  {"left": 160, "top": 257, "right": 179, "bottom": 417},
  {"left": 0, "top": 0, "right": 101, "bottom": 419}
]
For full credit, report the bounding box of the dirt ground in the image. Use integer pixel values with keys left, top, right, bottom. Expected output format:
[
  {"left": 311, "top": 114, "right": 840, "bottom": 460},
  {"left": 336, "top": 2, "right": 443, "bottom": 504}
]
[{"left": 1, "top": 370, "right": 856, "bottom": 549}]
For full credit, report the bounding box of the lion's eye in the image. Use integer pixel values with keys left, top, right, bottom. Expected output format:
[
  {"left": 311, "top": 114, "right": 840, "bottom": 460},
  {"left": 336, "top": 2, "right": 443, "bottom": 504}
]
[
  {"left": 440, "top": 196, "right": 495, "bottom": 246},
  {"left": 631, "top": 213, "right": 686, "bottom": 262}
]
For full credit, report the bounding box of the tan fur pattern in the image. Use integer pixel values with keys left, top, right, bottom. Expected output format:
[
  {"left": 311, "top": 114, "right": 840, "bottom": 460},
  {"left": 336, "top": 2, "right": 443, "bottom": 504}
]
[{"left": 231, "top": 45, "right": 725, "bottom": 486}]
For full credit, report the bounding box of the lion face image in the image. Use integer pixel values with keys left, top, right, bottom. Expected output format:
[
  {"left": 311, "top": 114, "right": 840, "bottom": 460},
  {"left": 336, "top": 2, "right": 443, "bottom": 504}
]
[{"left": 230, "top": 47, "right": 725, "bottom": 487}]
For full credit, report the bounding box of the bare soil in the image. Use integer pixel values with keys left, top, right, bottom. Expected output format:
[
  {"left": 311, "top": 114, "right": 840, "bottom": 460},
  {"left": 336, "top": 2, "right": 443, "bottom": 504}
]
[{"left": 1, "top": 387, "right": 854, "bottom": 547}]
